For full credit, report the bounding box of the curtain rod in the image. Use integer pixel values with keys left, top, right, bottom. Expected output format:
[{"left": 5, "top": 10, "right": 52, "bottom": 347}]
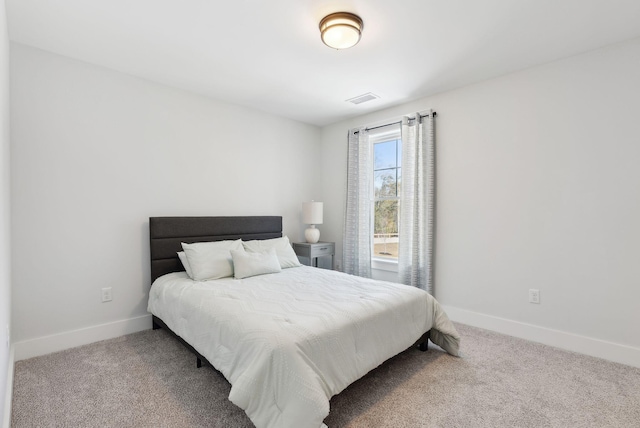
[{"left": 353, "top": 111, "right": 436, "bottom": 134}]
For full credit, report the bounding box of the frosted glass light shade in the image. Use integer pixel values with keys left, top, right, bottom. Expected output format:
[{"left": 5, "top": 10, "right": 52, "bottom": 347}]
[
  {"left": 319, "top": 12, "right": 363, "bottom": 50},
  {"left": 302, "top": 201, "right": 323, "bottom": 225}
]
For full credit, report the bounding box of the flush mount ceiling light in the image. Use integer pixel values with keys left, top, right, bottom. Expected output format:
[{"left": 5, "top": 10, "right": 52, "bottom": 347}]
[{"left": 319, "top": 12, "right": 363, "bottom": 50}]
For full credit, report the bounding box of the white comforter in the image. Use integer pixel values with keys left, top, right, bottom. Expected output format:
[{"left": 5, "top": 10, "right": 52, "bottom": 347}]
[{"left": 147, "top": 266, "right": 460, "bottom": 428}]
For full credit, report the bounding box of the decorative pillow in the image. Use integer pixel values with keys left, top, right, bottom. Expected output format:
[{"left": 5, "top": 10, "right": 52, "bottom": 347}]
[
  {"left": 177, "top": 251, "right": 194, "bottom": 279},
  {"left": 242, "top": 236, "right": 302, "bottom": 269},
  {"left": 231, "top": 248, "right": 282, "bottom": 279},
  {"left": 181, "top": 239, "right": 243, "bottom": 281}
]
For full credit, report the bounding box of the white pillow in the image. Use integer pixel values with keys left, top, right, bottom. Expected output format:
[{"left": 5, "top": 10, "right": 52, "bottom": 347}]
[
  {"left": 177, "top": 251, "right": 194, "bottom": 279},
  {"left": 181, "top": 239, "right": 243, "bottom": 281},
  {"left": 242, "top": 236, "right": 302, "bottom": 269},
  {"left": 231, "top": 248, "right": 282, "bottom": 279}
]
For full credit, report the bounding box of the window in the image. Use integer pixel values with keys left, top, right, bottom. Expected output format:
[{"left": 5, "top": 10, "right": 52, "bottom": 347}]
[
  {"left": 345, "top": 112, "right": 434, "bottom": 288},
  {"left": 370, "top": 125, "right": 401, "bottom": 265}
]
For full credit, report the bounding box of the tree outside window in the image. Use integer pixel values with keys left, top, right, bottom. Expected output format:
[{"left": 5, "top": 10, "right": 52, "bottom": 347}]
[{"left": 373, "top": 139, "right": 401, "bottom": 260}]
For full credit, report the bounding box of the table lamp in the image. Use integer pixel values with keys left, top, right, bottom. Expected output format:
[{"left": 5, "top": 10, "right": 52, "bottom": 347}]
[{"left": 303, "top": 201, "right": 323, "bottom": 243}]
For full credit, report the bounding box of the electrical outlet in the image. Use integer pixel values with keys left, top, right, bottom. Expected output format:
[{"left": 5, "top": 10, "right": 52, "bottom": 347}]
[
  {"left": 101, "top": 287, "right": 113, "bottom": 302},
  {"left": 529, "top": 289, "right": 540, "bottom": 304}
]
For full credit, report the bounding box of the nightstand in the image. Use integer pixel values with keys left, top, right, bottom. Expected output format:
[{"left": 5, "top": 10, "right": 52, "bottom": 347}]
[{"left": 293, "top": 242, "right": 335, "bottom": 269}]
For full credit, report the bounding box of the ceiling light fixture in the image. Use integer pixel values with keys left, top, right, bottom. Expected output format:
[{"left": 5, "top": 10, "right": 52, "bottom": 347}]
[{"left": 319, "top": 12, "right": 363, "bottom": 50}]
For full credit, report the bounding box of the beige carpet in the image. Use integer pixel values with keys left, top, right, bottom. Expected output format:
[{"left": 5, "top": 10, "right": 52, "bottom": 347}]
[{"left": 11, "top": 323, "right": 640, "bottom": 427}]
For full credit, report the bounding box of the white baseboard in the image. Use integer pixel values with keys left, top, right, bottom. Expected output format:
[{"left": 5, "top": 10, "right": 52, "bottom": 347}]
[
  {"left": 2, "top": 345, "right": 14, "bottom": 428},
  {"left": 9, "top": 307, "right": 640, "bottom": 367},
  {"left": 441, "top": 305, "right": 640, "bottom": 368},
  {"left": 14, "top": 314, "right": 152, "bottom": 361}
]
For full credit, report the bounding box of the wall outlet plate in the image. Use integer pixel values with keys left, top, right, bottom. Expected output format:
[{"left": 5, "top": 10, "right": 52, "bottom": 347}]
[
  {"left": 101, "top": 287, "right": 113, "bottom": 302},
  {"left": 529, "top": 289, "right": 540, "bottom": 304}
]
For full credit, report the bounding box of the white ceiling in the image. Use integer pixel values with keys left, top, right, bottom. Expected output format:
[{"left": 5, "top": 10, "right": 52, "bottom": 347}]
[{"left": 6, "top": 0, "right": 640, "bottom": 126}]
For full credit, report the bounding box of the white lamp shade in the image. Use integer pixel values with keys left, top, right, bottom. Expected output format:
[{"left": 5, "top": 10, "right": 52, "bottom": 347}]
[{"left": 302, "top": 201, "right": 323, "bottom": 225}]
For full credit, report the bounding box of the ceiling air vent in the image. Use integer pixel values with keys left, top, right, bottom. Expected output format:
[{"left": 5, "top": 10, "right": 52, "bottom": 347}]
[{"left": 346, "top": 92, "right": 380, "bottom": 105}]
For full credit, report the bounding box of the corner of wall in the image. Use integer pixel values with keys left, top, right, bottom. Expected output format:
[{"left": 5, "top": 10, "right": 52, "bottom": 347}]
[
  {"left": 2, "top": 345, "right": 13, "bottom": 428},
  {"left": 0, "top": 0, "right": 12, "bottom": 424}
]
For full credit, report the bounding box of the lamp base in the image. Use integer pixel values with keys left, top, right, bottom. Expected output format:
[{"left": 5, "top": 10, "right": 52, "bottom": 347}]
[{"left": 305, "top": 226, "right": 320, "bottom": 243}]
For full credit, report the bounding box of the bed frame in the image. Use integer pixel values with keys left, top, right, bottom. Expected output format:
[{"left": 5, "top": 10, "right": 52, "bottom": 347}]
[
  {"left": 150, "top": 216, "right": 283, "bottom": 283},
  {"left": 148, "top": 216, "right": 429, "bottom": 369}
]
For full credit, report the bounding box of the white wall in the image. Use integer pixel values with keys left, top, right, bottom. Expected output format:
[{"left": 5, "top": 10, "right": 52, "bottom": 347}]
[
  {"left": 0, "top": 0, "right": 11, "bottom": 424},
  {"left": 321, "top": 38, "right": 640, "bottom": 363},
  {"left": 10, "top": 44, "right": 321, "bottom": 354}
]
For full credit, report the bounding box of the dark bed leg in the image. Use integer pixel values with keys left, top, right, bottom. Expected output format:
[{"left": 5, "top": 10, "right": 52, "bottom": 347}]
[
  {"left": 153, "top": 315, "right": 212, "bottom": 369},
  {"left": 418, "top": 329, "right": 431, "bottom": 352}
]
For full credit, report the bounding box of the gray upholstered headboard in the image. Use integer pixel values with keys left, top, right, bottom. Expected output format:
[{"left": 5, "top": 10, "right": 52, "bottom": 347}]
[{"left": 149, "top": 216, "right": 283, "bottom": 283}]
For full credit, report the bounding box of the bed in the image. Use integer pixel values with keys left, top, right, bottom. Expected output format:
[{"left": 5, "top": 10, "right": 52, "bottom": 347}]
[{"left": 147, "top": 216, "right": 460, "bottom": 428}]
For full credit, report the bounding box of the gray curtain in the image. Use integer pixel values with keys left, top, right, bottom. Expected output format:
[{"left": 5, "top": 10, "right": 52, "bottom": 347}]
[
  {"left": 398, "top": 112, "right": 435, "bottom": 293},
  {"left": 343, "top": 128, "right": 372, "bottom": 277}
]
